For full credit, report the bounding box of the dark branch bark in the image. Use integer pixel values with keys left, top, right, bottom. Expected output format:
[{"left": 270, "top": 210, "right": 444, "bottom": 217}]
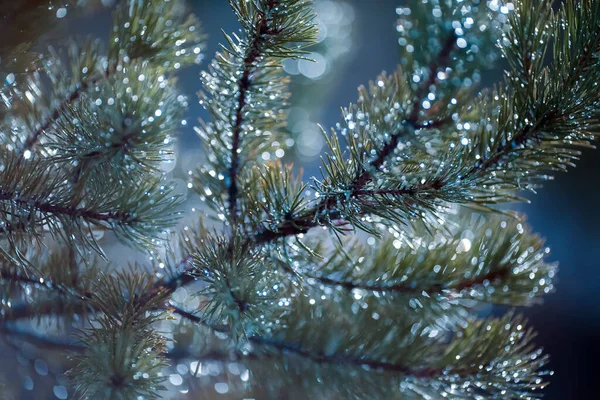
[
  {"left": 0, "top": 189, "right": 134, "bottom": 224},
  {"left": 252, "top": 33, "right": 458, "bottom": 245},
  {"left": 249, "top": 336, "right": 432, "bottom": 375},
  {"left": 164, "top": 304, "right": 230, "bottom": 333},
  {"left": 295, "top": 265, "right": 512, "bottom": 297},
  {"left": 2, "top": 297, "right": 90, "bottom": 321},
  {"left": 228, "top": 1, "right": 280, "bottom": 224},
  {"left": 20, "top": 69, "right": 110, "bottom": 153},
  {"left": 1, "top": 318, "right": 448, "bottom": 378},
  {"left": 407, "top": 32, "right": 457, "bottom": 123},
  {"left": 1, "top": 270, "right": 44, "bottom": 287},
  {"left": 159, "top": 305, "right": 467, "bottom": 378},
  {"left": 448, "top": 266, "right": 511, "bottom": 292},
  {"left": 154, "top": 256, "right": 196, "bottom": 295},
  {"left": 0, "top": 269, "right": 79, "bottom": 298}
]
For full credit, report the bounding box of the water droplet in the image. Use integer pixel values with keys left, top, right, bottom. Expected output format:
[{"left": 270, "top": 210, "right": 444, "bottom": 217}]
[
  {"left": 170, "top": 374, "right": 183, "bottom": 386},
  {"left": 214, "top": 382, "right": 229, "bottom": 393},
  {"left": 53, "top": 386, "right": 68, "bottom": 399}
]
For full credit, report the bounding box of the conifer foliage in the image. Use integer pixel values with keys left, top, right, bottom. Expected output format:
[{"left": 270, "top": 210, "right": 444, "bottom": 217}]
[{"left": 0, "top": 0, "right": 598, "bottom": 398}]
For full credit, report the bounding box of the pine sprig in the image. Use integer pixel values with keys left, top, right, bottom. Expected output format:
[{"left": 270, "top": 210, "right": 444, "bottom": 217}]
[
  {"left": 0, "top": 152, "right": 182, "bottom": 253},
  {"left": 69, "top": 272, "right": 170, "bottom": 400},
  {"left": 3, "top": 0, "right": 203, "bottom": 154},
  {"left": 109, "top": 0, "right": 203, "bottom": 70},
  {"left": 47, "top": 62, "right": 186, "bottom": 184},
  {"left": 277, "top": 213, "right": 556, "bottom": 327},
  {"left": 189, "top": 232, "right": 282, "bottom": 337},
  {"left": 251, "top": 0, "right": 600, "bottom": 244},
  {"left": 194, "top": 0, "right": 317, "bottom": 222},
  {"left": 232, "top": 300, "right": 549, "bottom": 398}
]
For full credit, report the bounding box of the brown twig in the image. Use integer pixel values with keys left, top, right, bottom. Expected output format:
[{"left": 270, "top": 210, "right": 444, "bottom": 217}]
[
  {"left": 293, "top": 265, "right": 512, "bottom": 297},
  {"left": 20, "top": 69, "right": 110, "bottom": 153},
  {"left": 162, "top": 304, "right": 468, "bottom": 378},
  {"left": 0, "top": 189, "right": 134, "bottom": 225},
  {"left": 228, "top": 0, "right": 281, "bottom": 224},
  {"left": 252, "top": 33, "right": 458, "bottom": 245}
]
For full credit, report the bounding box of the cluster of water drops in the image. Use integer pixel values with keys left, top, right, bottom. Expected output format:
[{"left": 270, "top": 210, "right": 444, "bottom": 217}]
[{"left": 396, "top": 1, "right": 514, "bottom": 99}]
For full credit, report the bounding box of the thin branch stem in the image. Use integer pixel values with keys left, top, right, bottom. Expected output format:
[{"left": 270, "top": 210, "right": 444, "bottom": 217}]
[
  {"left": 294, "top": 265, "right": 512, "bottom": 297},
  {"left": 3, "top": 298, "right": 90, "bottom": 321},
  {"left": 20, "top": 69, "right": 110, "bottom": 153},
  {"left": 249, "top": 336, "right": 442, "bottom": 377},
  {"left": 252, "top": 33, "right": 458, "bottom": 245},
  {"left": 163, "top": 304, "right": 230, "bottom": 333},
  {"left": 160, "top": 304, "right": 460, "bottom": 378},
  {"left": 408, "top": 32, "right": 457, "bottom": 123},
  {"left": 1, "top": 270, "right": 44, "bottom": 287},
  {"left": 0, "top": 268, "right": 82, "bottom": 299},
  {"left": 228, "top": 0, "right": 280, "bottom": 224},
  {"left": 0, "top": 189, "right": 134, "bottom": 225},
  {"left": 155, "top": 255, "right": 196, "bottom": 295}
]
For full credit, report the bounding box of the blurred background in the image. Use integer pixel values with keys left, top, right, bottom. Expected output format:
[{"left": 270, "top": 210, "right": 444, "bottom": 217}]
[{"left": 1, "top": 0, "right": 599, "bottom": 398}]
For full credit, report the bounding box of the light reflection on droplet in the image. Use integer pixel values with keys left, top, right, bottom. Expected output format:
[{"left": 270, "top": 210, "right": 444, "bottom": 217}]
[{"left": 56, "top": 8, "right": 67, "bottom": 18}]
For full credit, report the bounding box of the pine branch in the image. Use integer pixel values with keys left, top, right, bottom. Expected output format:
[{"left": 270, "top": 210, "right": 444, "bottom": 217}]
[
  {"left": 17, "top": 0, "right": 203, "bottom": 155},
  {"left": 2, "top": 255, "right": 192, "bottom": 322},
  {"left": 195, "top": 0, "right": 317, "bottom": 220},
  {"left": 20, "top": 69, "right": 109, "bottom": 153},
  {"left": 0, "top": 188, "right": 132, "bottom": 224},
  {"left": 0, "top": 306, "right": 543, "bottom": 396},
  {"left": 1, "top": 270, "right": 45, "bottom": 287},
  {"left": 160, "top": 301, "right": 458, "bottom": 378},
  {"left": 253, "top": 33, "right": 457, "bottom": 244},
  {"left": 248, "top": 336, "right": 443, "bottom": 377},
  {"left": 406, "top": 32, "right": 457, "bottom": 126},
  {"left": 169, "top": 304, "right": 547, "bottom": 397},
  {"left": 296, "top": 265, "right": 511, "bottom": 296},
  {"left": 0, "top": 319, "right": 436, "bottom": 382},
  {"left": 228, "top": 1, "right": 281, "bottom": 223},
  {"left": 254, "top": 3, "right": 600, "bottom": 244},
  {"left": 353, "top": 32, "right": 456, "bottom": 191},
  {"left": 280, "top": 213, "right": 555, "bottom": 315},
  {"left": 3, "top": 2, "right": 593, "bottom": 397},
  {"left": 0, "top": 323, "right": 237, "bottom": 363},
  {"left": 0, "top": 268, "right": 82, "bottom": 299}
]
